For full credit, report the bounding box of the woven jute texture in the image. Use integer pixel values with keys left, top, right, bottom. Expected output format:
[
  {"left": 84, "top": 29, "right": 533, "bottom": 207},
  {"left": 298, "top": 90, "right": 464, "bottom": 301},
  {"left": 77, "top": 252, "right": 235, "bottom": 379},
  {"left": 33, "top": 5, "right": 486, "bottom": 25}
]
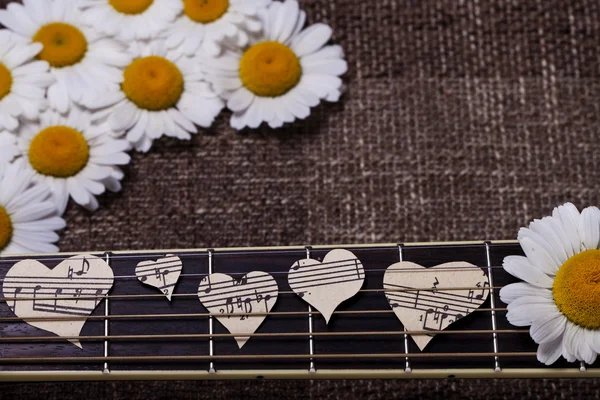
[{"left": 2, "top": 0, "right": 600, "bottom": 398}]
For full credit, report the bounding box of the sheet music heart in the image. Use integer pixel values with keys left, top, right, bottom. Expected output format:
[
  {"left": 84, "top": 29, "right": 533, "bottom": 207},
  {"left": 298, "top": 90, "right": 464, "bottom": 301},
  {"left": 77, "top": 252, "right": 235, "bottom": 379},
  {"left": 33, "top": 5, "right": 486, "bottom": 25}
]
[
  {"left": 135, "top": 254, "right": 182, "bottom": 301},
  {"left": 197, "top": 271, "right": 278, "bottom": 348},
  {"left": 288, "top": 249, "right": 365, "bottom": 323},
  {"left": 2, "top": 255, "right": 114, "bottom": 349},
  {"left": 383, "top": 261, "right": 489, "bottom": 350}
]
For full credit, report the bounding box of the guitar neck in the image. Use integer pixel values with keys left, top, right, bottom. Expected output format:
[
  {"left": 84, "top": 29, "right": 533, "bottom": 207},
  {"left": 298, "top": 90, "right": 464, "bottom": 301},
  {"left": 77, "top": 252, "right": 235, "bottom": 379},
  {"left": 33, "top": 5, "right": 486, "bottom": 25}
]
[{"left": 0, "top": 241, "right": 595, "bottom": 381}]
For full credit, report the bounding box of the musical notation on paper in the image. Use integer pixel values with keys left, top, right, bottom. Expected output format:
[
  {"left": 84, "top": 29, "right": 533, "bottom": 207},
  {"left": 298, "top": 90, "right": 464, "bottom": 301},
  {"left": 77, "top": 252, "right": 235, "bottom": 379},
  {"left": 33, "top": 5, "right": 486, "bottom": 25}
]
[
  {"left": 383, "top": 261, "right": 490, "bottom": 351},
  {"left": 288, "top": 249, "right": 365, "bottom": 324},
  {"left": 197, "top": 271, "right": 278, "bottom": 348},
  {"left": 2, "top": 255, "right": 114, "bottom": 349},
  {"left": 135, "top": 254, "right": 183, "bottom": 301}
]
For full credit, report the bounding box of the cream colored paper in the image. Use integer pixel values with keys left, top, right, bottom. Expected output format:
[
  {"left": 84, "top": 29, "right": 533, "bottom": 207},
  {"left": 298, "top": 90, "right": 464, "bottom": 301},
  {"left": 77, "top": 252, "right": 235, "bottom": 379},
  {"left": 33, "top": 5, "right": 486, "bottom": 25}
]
[
  {"left": 288, "top": 249, "right": 365, "bottom": 323},
  {"left": 136, "top": 254, "right": 182, "bottom": 301},
  {"left": 197, "top": 271, "right": 278, "bottom": 348},
  {"left": 383, "top": 261, "right": 490, "bottom": 350},
  {"left": 2, "top": 255, "right": 114, "bottom": 349}
]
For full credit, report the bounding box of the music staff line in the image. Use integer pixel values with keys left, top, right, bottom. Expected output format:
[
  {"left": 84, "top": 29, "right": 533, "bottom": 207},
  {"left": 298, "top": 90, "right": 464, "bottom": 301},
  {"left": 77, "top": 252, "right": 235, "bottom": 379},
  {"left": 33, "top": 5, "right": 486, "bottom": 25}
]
[
  {"left": 0, "top": 328, "right": 530, "bottom": 342},
  {"left": 389, "top": 295, "right": 482, "bottom": 313},
  {"left": 0, "top": 285, "right": 505, "bottom": 303},
  {"left": 0, "top": 352, "right": 539, "bottom": 364},
  {"left": 0, "top": 307, "right": 508, "bottom": 323}
]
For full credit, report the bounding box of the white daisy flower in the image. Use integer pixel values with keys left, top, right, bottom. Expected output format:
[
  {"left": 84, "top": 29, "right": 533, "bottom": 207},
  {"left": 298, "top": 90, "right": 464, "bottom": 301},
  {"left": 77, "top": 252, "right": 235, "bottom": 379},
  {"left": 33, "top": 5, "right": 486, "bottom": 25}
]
[
  {"left": 79, "top": 0, "right": 181, "bottom": 42},
  {"left": 0, "top": 30, "right": 53, "bottom": 132},
  {"left": 164, "top": 0, "right": 271, "bottom": 56},
  {"left": 0, "top": 131, "right": 19, "bottom": 165},
  {"left": 500, "top": 203, "right": 600, "bottom": 365},
  {"left": 203, "top": 0, "right": 347, "bottom": 130},
  {"left": 0, "top": 159, "right": 66, "bottom": 255},
  {"left": 0, "top": 0, "right": 131, "bottom": 113},
  {"left": 86, "top": 40, "right": 223, "bottom": 152},
  {"left": 16, "top": 107, "right": 130, "bottom": 214}
]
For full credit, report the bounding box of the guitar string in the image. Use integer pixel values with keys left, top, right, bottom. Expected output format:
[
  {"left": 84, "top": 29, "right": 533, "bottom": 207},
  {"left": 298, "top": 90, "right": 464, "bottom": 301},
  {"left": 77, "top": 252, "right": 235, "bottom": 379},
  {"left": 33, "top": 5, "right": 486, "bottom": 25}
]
[
  {"left": 0, "top": 307, "right": 507, "bottom": 322},
  {"left": 0, "top": 242, "right": 516, "bottom": 263},
  {"left": 0, "top": 284, "right": 505, "bottom": 302},
  {"left": 0, "top": 352, "right": 538, "bottom": 364},
  {"left": 0, "top": 329, "right": 529, "bottom": 342},
  {"left": 0, "top": 264, "right": 508, "bottom": 282}
]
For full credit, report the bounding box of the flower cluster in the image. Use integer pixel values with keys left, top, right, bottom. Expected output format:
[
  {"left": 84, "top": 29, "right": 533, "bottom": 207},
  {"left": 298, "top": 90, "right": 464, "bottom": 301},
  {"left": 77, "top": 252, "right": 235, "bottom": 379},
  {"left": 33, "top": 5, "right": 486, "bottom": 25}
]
[{"left": 0, "top": 0, "right": 347, "bottom": 256}]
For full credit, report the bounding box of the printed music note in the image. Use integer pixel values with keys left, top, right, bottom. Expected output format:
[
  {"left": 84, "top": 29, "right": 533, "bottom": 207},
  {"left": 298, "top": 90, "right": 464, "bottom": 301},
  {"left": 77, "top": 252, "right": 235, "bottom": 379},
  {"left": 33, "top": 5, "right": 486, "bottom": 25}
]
[
  {"left": 2, "top": 254, "right": 114, "bottom": 349},
  {"left": 288, "top": 249, "right": 365, "bottom": 324},
  {"left": 197, "top": 271, "right": 279, "bottom": 348},
  {"left": 383, "top": 261, "right": 490, "bottom": 351},
  {"left": 75, "top": 258, "right": 90, "bottom": 276},
  {"left": 9, "top": 287, "right": 22, "bottom": 312},
  {"left": 432, "top": 277, "right": 440, "bottom": 293},
  {"left": 475, "top": 281, "right": 490, "bottom": 300}
]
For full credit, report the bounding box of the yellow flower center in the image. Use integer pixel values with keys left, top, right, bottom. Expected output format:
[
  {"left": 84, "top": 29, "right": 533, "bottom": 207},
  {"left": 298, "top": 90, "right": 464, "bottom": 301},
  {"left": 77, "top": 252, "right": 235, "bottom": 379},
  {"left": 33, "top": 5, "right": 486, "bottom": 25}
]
[
  {"left": 0, "top": 206, "right": 13, "bottom": 251},
  {"left": 553, "top": 249, "right": 600, "bottom": 329},
  {"left": 109, "top": 0, "right": 154, "bottom": 14},
  {"left": 183, "top": 0, "right": 229, "bottom": 23},
  {"left": 122, "top": 56, "right": 184, "bottom": 111},
  {"left": 28, "top": 126, "right": 90, "bottom": 178},
  {"left": 0, "top": 63, "right": 13, "bottom": 100},
  {"left": 239, "top": 41, "right": 302, "bottom": 97},
  {"left": 33, "top": 23, "right": 88, "bottom": 68}
]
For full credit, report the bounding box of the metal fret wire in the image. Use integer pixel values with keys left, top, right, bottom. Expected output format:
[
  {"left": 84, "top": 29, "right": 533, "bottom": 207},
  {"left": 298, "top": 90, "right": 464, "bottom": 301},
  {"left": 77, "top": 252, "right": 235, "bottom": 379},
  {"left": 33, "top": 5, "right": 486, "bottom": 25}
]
[
  {"left": 0, "top": 243, "right": 526, "bottom": 366},
  {"left": 306, "top": 246, "right": 316, "bottom": 373},
  {"left": 485, "top": 243, "right": 501, "bottom": 372},
  {"left": 208, "top": 249, "right": 215, "bottom": 374},
  {"left": 398, "top": 244, "right": 411, "bottom": 373},
  {"left": 103, "top": 252, "right": 110, "bottom": 375}
]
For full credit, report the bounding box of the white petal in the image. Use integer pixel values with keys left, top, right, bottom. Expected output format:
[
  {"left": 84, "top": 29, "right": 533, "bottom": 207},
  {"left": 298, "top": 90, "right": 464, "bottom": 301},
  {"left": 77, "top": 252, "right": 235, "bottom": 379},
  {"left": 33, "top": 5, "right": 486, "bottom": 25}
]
[
  {"left": 553, "top": 203, "right": 583, "bottom": 254},
  {"left": 537, "top": 334, "right": 564, "bottom": 365},
  {"left": 518, "top": 230, "right": 561, "bottom": 275},
  {"left": 499, "top": 282, "right": 552, "bottom": 304},
  {"left": 579, "top": 206, "right": 600, "bottom": 250},
  {"left": 530, "top": 314, "right": 567, "bottom": 344},
  {"left": 502, "top": 255, "right": 554, "bottom": 288},
  {"left": 506, "top": 295, "right": 559, "bottom": 326},
  {"left": 291, "top": 23, "right": 332, "bottom": 57},
  {"left": 227, "top": 87, "right": 254, "bottom": 112}
]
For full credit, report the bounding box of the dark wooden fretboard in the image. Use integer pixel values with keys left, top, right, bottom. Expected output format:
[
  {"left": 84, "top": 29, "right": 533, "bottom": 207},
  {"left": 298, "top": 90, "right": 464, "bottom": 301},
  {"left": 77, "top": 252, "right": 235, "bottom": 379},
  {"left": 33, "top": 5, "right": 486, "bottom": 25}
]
[{"left": 0, "top": 241, "right": 595, "bottom": 381}]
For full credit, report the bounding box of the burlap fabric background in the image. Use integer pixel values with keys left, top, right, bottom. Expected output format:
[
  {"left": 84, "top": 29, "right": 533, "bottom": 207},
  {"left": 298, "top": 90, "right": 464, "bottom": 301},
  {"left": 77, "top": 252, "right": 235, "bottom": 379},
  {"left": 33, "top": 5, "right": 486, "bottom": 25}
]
[{"left": 2, "top": 0, "right": 600, "bottom": 398}]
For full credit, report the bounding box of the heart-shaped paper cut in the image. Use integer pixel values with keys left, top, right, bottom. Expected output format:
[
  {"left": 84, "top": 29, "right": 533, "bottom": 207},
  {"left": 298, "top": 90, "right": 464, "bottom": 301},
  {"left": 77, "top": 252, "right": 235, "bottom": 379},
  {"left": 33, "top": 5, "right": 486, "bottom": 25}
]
[
  {"left": 384, "top": 261, "right": 489, "bottom": 350},
  {"left": 288, "top": 249, "right": 365, "bottom": 323},
  {"left": 136, "top": 254, "right": 182, "bottom": 301},
  {"left": 3, "top": 254, "right": 114, "bottom": 349},
  {"left": 198, "top": 271, "right": 278, "bottom": 348}
]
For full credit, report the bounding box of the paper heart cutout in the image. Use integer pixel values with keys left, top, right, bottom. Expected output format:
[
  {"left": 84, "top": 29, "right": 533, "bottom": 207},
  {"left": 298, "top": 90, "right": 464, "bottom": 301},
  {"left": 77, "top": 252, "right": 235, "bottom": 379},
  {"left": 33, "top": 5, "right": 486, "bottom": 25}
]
[
  {"left": 3, "top": 254, "right": 114, "bottom": 349},
  {"left": 198, "top": 271, "right": 278, "bottom": 348},
  {"left": 383, "top": 261, "right": 489, "bottom": 350},
  {"left": 288, "top": 249, "right": 365, "bottom": 323},
  {"left": 136, "top": 254, "right": 182, "bottom": 301}
]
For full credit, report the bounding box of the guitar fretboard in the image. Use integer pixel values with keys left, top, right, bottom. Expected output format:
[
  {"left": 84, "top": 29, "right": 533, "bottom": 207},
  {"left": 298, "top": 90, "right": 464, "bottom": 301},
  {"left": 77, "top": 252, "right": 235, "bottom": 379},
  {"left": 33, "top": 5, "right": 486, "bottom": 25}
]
[{"left": 0, "top": 241, "right": 595, "bottom": 380}]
